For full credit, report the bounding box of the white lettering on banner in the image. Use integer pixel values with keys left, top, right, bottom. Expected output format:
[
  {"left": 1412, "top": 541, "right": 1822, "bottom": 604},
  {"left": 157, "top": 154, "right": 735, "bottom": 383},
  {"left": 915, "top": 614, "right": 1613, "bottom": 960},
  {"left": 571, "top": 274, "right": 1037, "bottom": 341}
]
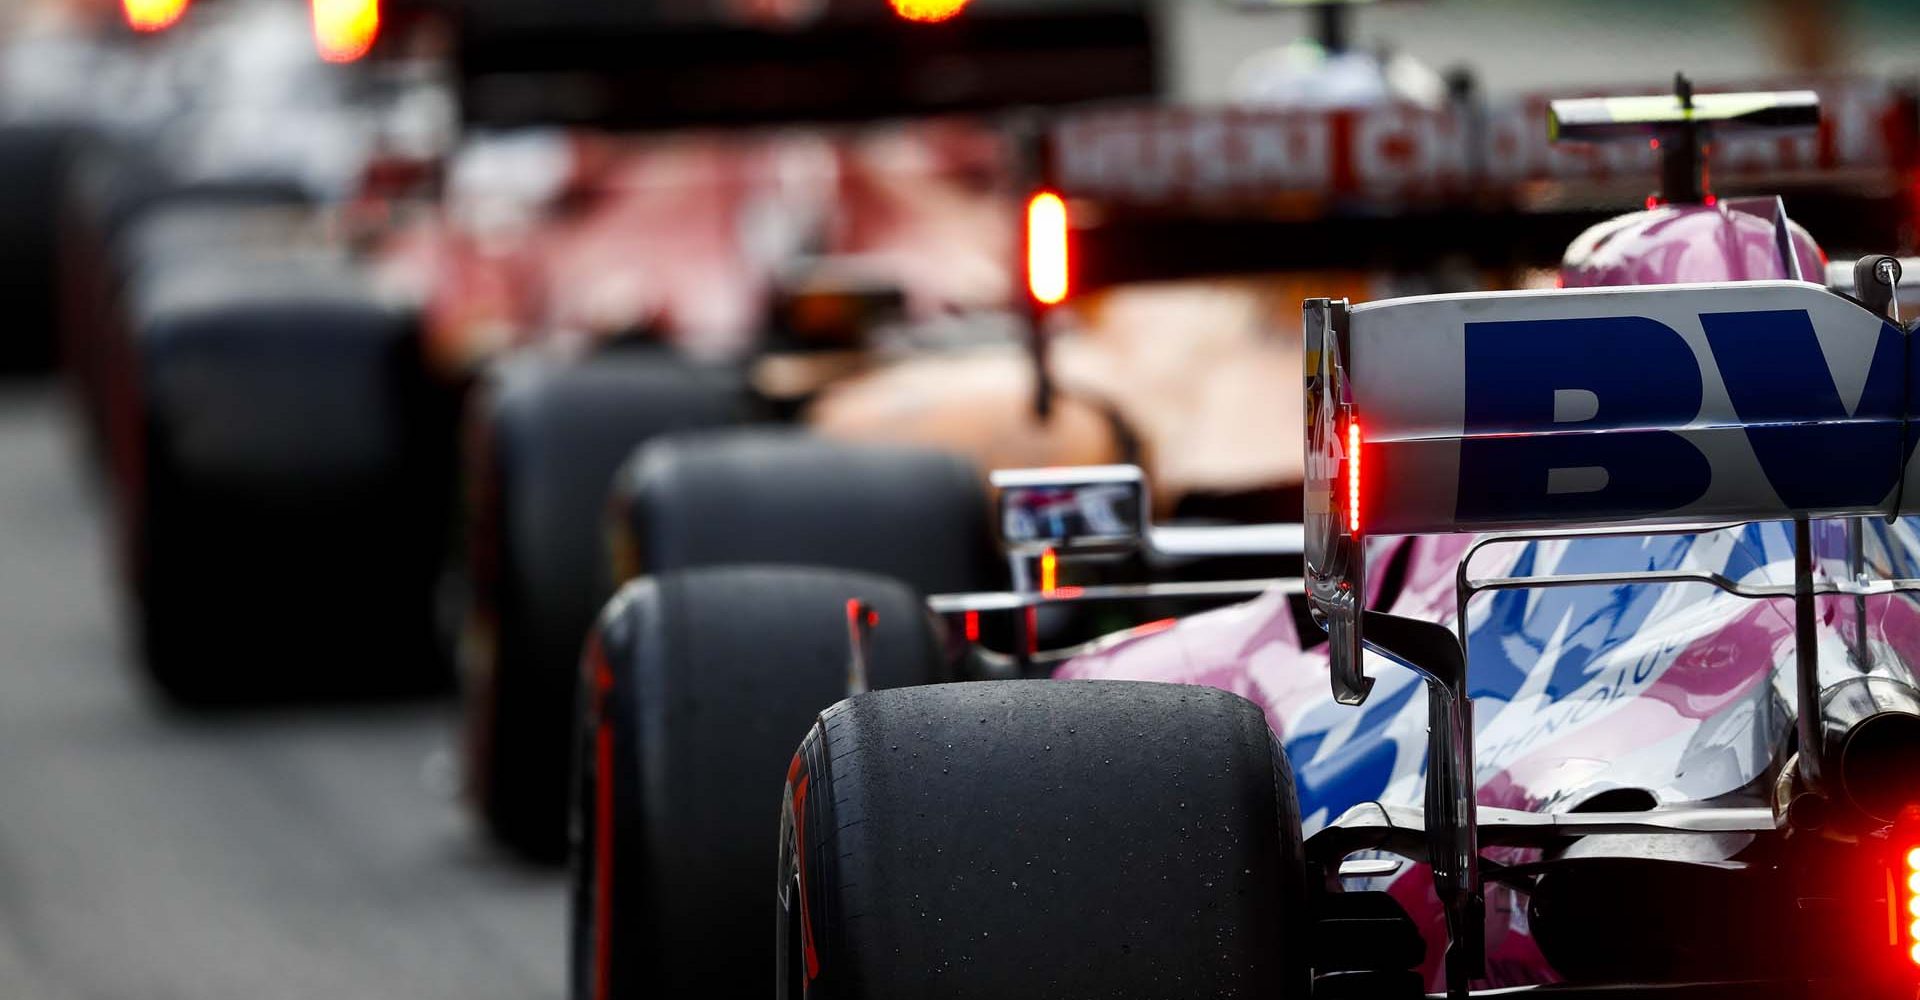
[
  {"left": 1053, "top": 112, "right": 1333, "bottom": 202},
  {"left": 1354, "top": 106, "right": 1471, "bottom": 196},
  {"left": 1241, "top": 115, "right": 1332, "bottom": 193},
  {"left": 1048, "top": 79, "right": 1906, "bottom": 206}
]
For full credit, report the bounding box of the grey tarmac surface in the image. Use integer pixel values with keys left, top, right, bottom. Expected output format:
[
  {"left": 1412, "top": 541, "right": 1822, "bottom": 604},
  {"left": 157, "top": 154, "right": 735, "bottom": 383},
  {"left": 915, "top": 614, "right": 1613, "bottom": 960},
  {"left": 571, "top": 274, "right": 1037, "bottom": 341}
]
[{"left": 0, "top": 385, "right": 565, "bottom": 1000}]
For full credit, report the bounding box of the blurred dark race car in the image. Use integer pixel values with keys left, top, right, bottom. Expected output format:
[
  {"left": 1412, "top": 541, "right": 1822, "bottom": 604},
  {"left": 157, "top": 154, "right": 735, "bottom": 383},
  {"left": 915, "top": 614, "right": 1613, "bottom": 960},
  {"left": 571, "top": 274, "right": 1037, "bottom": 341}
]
[
  {"left": 74, "top": 0, "right": 1167, "bottom": 855},
  {"left": 577, "top": 83, "right": 1920, "bottom": 1000},
  {"left": 31, "top": 0, "right": 463, "bottom": 704}
]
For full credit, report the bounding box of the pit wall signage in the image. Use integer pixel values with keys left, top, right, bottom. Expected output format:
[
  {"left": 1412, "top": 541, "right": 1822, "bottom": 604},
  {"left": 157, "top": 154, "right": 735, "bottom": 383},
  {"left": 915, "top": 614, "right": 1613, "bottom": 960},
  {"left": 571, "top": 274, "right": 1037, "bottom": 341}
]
[{"left": 1048, "top": 79, "right": 1914, "bottom": 207}]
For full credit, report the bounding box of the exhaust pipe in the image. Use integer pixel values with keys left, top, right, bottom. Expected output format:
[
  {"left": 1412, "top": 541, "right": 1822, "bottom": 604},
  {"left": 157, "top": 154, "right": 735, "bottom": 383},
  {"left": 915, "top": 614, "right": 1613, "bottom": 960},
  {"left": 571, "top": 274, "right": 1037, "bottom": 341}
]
[{"left": 1820, "top": 677, "right": 1920, "bottom": 824}]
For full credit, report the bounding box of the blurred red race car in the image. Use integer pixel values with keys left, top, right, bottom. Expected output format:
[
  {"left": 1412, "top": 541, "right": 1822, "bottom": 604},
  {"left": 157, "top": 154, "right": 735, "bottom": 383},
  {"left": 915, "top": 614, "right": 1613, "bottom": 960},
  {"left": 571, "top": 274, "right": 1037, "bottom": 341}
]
[{"left": 100, "top": 0, "right": 1166, "bottom": 860}]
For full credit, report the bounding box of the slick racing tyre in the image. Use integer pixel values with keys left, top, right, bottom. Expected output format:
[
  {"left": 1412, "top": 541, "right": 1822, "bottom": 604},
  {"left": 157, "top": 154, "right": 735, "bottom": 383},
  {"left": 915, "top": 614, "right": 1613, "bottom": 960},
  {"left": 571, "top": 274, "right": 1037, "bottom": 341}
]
[
  {"left": 572, "top": 565, "right": 946, "bottom": 1000},
  {"left": 62, "top": 135, "right": 310, "bottom": 454},
  {"left": 462, "top": 350, "right": 748, "bottom": 861},
  {"left": 608, "top": 428, "right": 1002, "bottom": 594},
  {"left": 779, "top": 680, "right": 1310, "bottom": 999},
  {"left": 130, "top": 260, "right": 456, "bottom": 703},
  {"left": 93, "top": 201, "right": 334, "bottom": 482}
]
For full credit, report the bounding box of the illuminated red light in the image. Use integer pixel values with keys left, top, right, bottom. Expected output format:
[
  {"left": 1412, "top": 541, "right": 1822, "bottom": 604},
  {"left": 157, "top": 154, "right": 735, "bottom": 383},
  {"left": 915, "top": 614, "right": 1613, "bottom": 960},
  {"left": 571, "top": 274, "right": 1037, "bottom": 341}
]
[
  {"left": 844, "top": 598, "right": 877, "bottom": 630},
  {"left": 1026, "top": 191, "right": 1069, "bottom": 306},
  {"left": 1039, "top": 547, "right": 1058, "bottom": 596},
  {"left": 889, "top": 0, "right": 970, "bottom": 22},
  {"left": 1645, "top": 195, "right": 1660, "bottom": 210},
  {"left": 123, "top": 0, "right": 188, "bottom": 32},
  {"left": 312, "top": 0, "right": 380, "bottom": 62},
  {"left": 1901, "top": 824, "right": 1920, "bottom": 966},
  {"left": 963, "top": 610, "right": 980, "bottom": 643},
  {"left": 1703, "top": 193, "right": 1717, "bottom": 207},
  {"left": 1346, "top": 419, "right": 1362, "bottom": 536}
]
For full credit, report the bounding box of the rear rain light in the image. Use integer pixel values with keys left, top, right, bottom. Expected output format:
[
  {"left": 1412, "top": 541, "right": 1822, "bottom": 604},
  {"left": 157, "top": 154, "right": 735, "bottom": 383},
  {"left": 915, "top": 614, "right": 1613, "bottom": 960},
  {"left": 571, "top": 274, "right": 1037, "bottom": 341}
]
[
  {"left": 1906, "top": 848, "right": 1920, "bottom": 964},
  {"left": 313, "top": 0, "right": 380, "bottom": 62},
  {"left": 123, "top": 0, "right": 188, "bottom": 32},
  {"left": 1896, "top": 806, "right": 1920, "bottom": 965},
  {"left": 889, "top": 0, "right": 970, "bottom": 22},
  {"left": 1346, "top": 419, "right": 1362, "bottom": 536},
  {"left": 1025, "top": 191, "right": 1069, "bottom": 307}
]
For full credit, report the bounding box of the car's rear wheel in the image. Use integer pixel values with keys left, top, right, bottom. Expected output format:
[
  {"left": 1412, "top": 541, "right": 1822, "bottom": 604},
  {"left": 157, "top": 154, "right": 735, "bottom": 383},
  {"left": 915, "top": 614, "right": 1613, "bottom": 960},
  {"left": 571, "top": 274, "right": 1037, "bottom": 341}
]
[
  {"left": 779, "top": 679, "right": 1311, "bottom": 999},
  {"left": 608, "top": 428, "right": 1003, "bottom": 594},
  {"left": 571, "top": 565, "right": 947, "bottom": 1000},
  {"left": 0, "top": 122, "right": 79, "bottom": 373},
  {"left": 130, "top": 263, "right": 455, "bottom": 703},
  {"left": 460, "top": 350, "right": 748, "bottom": 861},
  {"left": 61, "top": 137, "right": 310, "bottom": 457}
]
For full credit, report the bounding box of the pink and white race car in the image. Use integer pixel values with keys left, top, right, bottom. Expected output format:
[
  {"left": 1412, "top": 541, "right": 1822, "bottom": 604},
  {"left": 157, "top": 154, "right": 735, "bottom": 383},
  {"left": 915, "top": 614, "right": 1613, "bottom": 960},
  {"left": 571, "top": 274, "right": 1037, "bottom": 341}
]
[{"left": 572, "top": 81, "right": 1920, "bottom": 1000}]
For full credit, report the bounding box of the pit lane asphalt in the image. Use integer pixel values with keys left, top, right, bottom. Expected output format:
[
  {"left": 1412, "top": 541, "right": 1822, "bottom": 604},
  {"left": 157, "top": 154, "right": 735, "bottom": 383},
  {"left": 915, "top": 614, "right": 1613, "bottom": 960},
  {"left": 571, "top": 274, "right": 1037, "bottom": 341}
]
[{"left": 0, "top": 385, "right": 565, "bottom": 999}]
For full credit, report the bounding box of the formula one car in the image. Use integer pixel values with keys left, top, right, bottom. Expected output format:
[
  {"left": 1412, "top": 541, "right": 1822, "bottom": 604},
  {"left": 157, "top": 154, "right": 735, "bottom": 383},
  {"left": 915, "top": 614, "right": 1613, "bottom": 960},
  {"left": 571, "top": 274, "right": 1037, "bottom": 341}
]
[
  {"left": 442, "top": 0, "right": 1164, "bottom": 859},
  {"left": 573, "top": 83, "right": 1920, "bottom": 999},
  {"left": 52, "top": 0, "right": 461, "bottom": 702}
]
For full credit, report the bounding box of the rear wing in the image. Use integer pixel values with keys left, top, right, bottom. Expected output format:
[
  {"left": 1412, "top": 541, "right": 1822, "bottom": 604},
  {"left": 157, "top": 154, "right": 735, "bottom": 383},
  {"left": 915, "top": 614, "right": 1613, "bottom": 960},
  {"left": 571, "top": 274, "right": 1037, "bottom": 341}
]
[
  {"left": 1309, "top": 280, "right": 1912, "bottom": 538},
  {"left": 1042, "top": 77, "right": 1918, "bottom": 292},
  {"left": 1303, "top": 275, "right": 1915, "bottom": 705},
  {"left": 445, "top": 0, "right": 1161, "bottom": 130},
  {"left": 1300, "top": 266, "right": 1920, "bottom": 996}
]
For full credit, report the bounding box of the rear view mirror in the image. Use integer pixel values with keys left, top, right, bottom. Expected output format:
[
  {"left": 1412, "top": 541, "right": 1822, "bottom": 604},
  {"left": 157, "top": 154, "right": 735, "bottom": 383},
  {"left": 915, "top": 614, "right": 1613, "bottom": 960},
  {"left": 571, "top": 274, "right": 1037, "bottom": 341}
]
[{"left": 992, "top": 465, "right": 1146, "bottom": 556}]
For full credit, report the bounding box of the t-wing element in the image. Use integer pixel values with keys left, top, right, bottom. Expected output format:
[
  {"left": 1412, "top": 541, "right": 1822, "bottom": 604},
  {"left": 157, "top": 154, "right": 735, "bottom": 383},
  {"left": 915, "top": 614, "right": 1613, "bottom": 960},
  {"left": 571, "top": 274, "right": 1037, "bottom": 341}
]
[{"left": 1549, "top": 75, "right": 1820, "bottom": 203}]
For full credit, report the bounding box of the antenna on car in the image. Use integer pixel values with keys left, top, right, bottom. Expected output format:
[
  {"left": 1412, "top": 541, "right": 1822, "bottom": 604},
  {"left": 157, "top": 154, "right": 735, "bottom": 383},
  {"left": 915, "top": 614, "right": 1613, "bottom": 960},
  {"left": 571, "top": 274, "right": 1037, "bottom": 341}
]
[
  {"left": 1663, "top": 72, "right": 1703, "bottom": 204},
  {"left": 1015, "top": 118, "right": 1062, "bottom": 422}
]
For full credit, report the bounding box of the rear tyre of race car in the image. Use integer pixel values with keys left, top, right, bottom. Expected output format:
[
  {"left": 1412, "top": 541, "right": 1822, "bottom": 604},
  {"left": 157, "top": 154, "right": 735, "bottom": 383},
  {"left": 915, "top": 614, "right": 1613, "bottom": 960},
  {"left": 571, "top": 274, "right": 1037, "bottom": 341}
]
[
  {"left": 61, "top": 137, "right": 312, "bottom": 455},
  {"left": 0, "top": 123, "right": 78, "bottom": 374},
  {"left": 779, "top": 680, "right": 1310, "bottom": 999},
  {"left": 131, "top": 271, "right": 456, "bottom": 704},
  {"left": 571, "top": 565, "right": 947, "bottom": 1000},
  {"left": 608, "top": 428, "right": 1003, "bottom": 594},
  {"left": 461, "top": 351, "right": 749, "bottom": 862}
]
